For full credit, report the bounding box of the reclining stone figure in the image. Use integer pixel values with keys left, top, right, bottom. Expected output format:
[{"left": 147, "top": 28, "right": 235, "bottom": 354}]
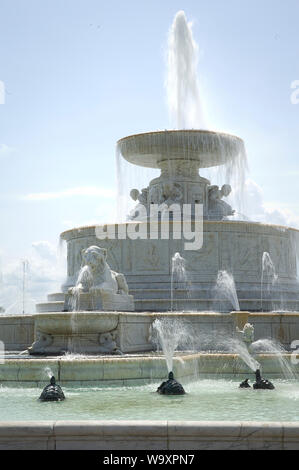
[{"left": 68, "top": 245, "right": 134, "bottom": 311}]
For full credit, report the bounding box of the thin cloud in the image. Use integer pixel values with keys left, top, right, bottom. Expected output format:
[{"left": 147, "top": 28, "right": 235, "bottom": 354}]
[
  {"left": 23, "top": 186, "right": 116, "bottom": 201},
  {"left": 0, "top": 144, "right": 14, "bottom": 158},
  {"left": 230, "top": 179, "right": 299, "bottom": 229}
]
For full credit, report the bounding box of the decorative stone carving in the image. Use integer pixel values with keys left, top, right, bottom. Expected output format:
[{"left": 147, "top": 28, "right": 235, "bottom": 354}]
[
  {"left": 161, "top": 182, "right": 183, "bottom": 206},
  {"left": 58, "top": 221, "right": 299, "bottom": 312},
  {"left": 128, "top": 187, "right": 149, "bottom": 220},
  {"left": 96, "top": 240, "right": 121, "bottom": 272},
  {"left": 159, "top": 159, "right": 200, "bottom": 178},
  {"left": 133, "top": 241, "right": 168, "bottom": 273},
  {"left": 98, "top": 331, "right": 122, "bottom": 355},
  {"left": 130, "top": 187, "right": 149, "bottom": 206},
  {"left": 149, "top": 185, "right": 163, "bottom": 205},
  {"left": 68, "top": 246, "right": 134, "bottom": 312},
  {"left": 221, "top": 233, "right": 259, "bottom": 274},
  {"left": 28, "top": 331, "right": 53, "bottom": 355},
  {"left": 236, "top": 322, "right": 254, "bottom": 345},
  {"left": 184, "top": 232, "right": 218, "bottom": 273},
  {"left": 207, "top": 184, "right": 235, "bottom": 220}
]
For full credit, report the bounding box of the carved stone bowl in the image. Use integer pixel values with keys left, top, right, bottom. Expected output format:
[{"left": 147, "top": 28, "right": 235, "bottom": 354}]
[{"left": 117, "top": 130, "right": 245, "bottom": 169}]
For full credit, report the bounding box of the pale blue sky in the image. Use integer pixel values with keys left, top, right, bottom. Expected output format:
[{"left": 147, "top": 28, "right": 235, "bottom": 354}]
[{"left": 0, "top": 0, "right": 299, "bottom": 306}]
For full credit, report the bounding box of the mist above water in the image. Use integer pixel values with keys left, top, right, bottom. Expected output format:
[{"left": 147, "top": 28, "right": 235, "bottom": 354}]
[
  {"left": 171, "top": 252, "right": 190, "bottom": 311},
  {"left": 250, "top": 339, "right": 296, "bottom": 380},
  {"left": 151, "top": 318, "right": 193, "bottom": 372},
  {"left": 214, "top": 270, "right": 240, "bottom": 312},
  {"left": 261, "top": 252, "right": 278, "bottom": 311}
]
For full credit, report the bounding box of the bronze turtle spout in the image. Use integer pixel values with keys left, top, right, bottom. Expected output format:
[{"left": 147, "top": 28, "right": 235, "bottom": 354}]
[
  {"left": 39, "top": 376, "right": 65, "bottom": 402},
  {"left": 157, "top": 371, "right": 186, "bottom": 395},
  {"left": 253, "top": 369, "right": 275, "bottom": 390}
]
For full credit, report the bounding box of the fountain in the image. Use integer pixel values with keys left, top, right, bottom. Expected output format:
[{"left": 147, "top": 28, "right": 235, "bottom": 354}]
[
  {"left": 171, "top": 252, "right": 190, "bottom": 311},
  {"left": 1, "top": 8, "right": 298, "bottom": 363},
  {"left": 2, "top": 9, "right": 299, "bottom": 450},
  {"left": 261, "top": 251, "right": 278, "bottom": 311},
  {"left": 215, "top": 270, "right": 240, "bottom": 312}
]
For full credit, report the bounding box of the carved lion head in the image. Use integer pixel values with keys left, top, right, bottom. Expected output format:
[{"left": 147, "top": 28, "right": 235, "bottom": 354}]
[{"left": 81, "top": 246, "right": 107, "bottom": 272}]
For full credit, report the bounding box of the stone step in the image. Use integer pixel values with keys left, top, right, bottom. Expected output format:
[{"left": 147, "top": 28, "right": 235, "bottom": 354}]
[
  {"left": 35, "top": 301, "right": 65, "bottom": 313},
  {"left": 47, "top": 293, "right": 66, "bottom": 302},
  {"left": 134, "top": 297, "right": 299, "bottom": 312},
  {"left": 130, "top": 288, "right": 299, "bottom": 301},
  {"left": 35, "top": 297, "right": 299, "bottom": 313},
  {"left": 128, "top": 281, "right": 299, "bottom": 291}
]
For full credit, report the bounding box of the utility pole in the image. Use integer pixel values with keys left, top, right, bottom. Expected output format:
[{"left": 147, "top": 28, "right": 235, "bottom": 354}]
[{"left": 22, "top": 260, "right": 29, "bottom": 315}]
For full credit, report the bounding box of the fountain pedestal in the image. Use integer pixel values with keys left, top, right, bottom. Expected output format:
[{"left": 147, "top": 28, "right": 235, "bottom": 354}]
[{"left": 27, "top": 312, "right": 153, "bottom": 356}]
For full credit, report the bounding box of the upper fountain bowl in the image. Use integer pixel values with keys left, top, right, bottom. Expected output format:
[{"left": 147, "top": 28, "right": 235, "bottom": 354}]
[{"left": 117, "top": 130, "right": 245, "bottom": 169}]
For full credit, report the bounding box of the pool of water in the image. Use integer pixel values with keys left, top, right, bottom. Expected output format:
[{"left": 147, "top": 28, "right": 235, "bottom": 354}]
[{"left": 1, "top": 378, "right": 299, "bottom": 422}]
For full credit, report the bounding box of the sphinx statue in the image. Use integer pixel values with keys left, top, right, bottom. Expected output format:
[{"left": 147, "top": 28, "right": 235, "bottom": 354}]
[
  {"left": 68, "top": 246, "right": 134, "bottom": 312},
  {"left": 207, "top": 184, "right": 235, "bottom": 220},
  {"left": 28, "top": 331, "right": 53, "bottom": 355}
]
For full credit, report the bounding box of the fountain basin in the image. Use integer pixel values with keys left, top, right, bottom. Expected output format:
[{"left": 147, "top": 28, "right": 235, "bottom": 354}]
[
  {"left": 0, "top": 353, "right": 298, "bottom": 386},
  {"left": 32, "top": 312, "right": 119, "bottom": 335},
  {"left": 0, "top": 419, "right": 298, "bottom": 450},
  {"left": 28, "top": 312, "right": 120, "bottom": 355},
  {"left": 59, "top": 220, "right": 299, "bottom": 313},
  {"left": 4, "top": 311, "right": 299, "bottom": 354},
  {"left": 118, "top": 130, "right": 245, "bottom": 169}
]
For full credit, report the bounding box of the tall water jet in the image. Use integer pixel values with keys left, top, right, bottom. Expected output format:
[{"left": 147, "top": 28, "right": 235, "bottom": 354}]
[
  {"left": 171, "top": 252, "right": 190, "bottom": 311},
  {"left": 22, "top": 260, "right": 29, "bottom": 315},
  {"left": 115, "top": 9, "right": 248, "bottom": 222},
  {"left": 228, "top": 337, "right": 260, "bottom": 372},
  {"left": 261, "top": 252, "right": 278, "bottom": 311},
  {"left": 166, "top": 10, "right": 205, "bottom": 129},
  {"left": 215, "top": 270, "right": 240, "bottom": 312},
  {"left": 151, "top": 318, "right": 193, "bottom": 373},
  {"left": 250, "top": 338, "right": 296, "bottom": 380}
]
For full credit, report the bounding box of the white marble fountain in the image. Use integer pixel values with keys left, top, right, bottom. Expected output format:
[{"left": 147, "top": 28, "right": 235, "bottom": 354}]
[
  {"left": 2, "top": 9, "right": 299, "bottom": 374},
  {"left": 31, "top": 13, "right": 299, "bottom": 356},
  {"left": 26, "top": 125, "right": 299, "bottom": 356},
  {"left": 2, "top": 10, "right": 299, "bottom": 451}
]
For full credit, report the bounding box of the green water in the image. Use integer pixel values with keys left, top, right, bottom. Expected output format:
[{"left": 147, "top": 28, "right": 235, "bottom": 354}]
[{"left": 1, "top": 378, "right": 299, "bottom": 422}]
